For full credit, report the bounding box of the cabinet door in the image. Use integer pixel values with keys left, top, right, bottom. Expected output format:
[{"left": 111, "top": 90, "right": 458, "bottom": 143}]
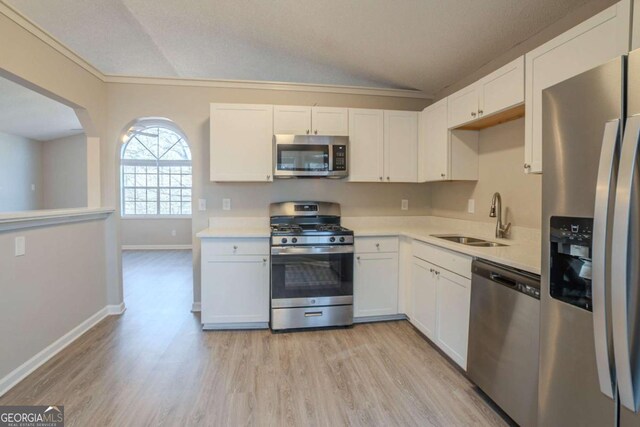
[
  {"left": 273, "top": 105, "right": 312, "bottom": 135},
  {"left": 384, "top": 110, "right": 418, "bottom": 182},
  {"left": 525, "top": 1, "right": 630, "bottom": 174},
  {"left": 210, "top": 104, "right": 273, "bottom": 182},
  {"left": 478, "top": 56, "right": 524, "bottom": 118},
  {"left": 354, "top": 252, "right": 399, "bottom": 317},
  {"left": 436, "top": 269, "right": 471, "bottom": 369},
  {"left": 448, "top": 84, "right": 480, "bottom": 128},
  {"left": 201, "top": 255, "right": 269, "bottom": 324},
  {"left": 418, "top": 99, "right": 449, "bottom": 182},
  {"left": 348, "top": 109, "right": 385, "bottom": 182},
  {"left": 311, "top": 107, "right": 349, "bottom": 136},
  {"left": 410, "top": 258, "right": 437, "bottom": 340}
]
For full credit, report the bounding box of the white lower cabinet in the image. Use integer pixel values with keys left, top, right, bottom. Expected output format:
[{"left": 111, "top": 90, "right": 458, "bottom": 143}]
[
  {"left": 410, "top": 240, "right": 472, "bottom": 370},
  {"left": 201, "top": 238, "right": 270, "bottom": 329},
  {"left": 353, "top": 237, "right": 399, "bottom": 320}
]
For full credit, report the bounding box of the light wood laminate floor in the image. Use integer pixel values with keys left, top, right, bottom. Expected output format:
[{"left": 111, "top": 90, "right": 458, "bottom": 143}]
[{"left": 0, "top": 250, "right": 507, "bottom": 426}]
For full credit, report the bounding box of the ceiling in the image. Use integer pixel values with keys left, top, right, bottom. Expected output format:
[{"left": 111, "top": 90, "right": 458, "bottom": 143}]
[
  {"left": 7, "top": 0, "right": 593, "bottom": 94},
  {"left": 0, "top": 77, "right": 83, "bottom": 141}
]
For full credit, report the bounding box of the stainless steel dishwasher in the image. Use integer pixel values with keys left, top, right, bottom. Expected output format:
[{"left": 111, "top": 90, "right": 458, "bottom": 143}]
[{"left": 468, "top": 259, "right": 541, "bottom": 427}]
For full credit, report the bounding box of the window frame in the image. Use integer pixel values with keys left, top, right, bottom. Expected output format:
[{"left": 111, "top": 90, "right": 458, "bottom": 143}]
[{"left": 120, "top": 123, "right": 192, "bottom": 218}]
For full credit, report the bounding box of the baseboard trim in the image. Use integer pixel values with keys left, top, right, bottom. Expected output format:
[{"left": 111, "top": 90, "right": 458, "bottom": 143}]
[
  {"left": 202, "top": 322, "right": 269, "bottom": 330},
  {"left": 0, "top": 304, "right": 124, "bottom": 398},
  {"left": 121, "top": 244, "right": 192, "bottom": 250},
  {"left": 107, "top": 302, "right": 126, "bottom": 315},
  {"left": 191, "top": 302, "right": 201, "bottom": 312},
  {"left": 353, "top": 314, "right": 408, "bottom": 324}
]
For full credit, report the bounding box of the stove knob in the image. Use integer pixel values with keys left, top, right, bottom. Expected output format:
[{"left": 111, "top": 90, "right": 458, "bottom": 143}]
[
  {"left": 281, "top": 238, "right": 288, "bottom": 244},
  {"left": 291, "top": 237, "right": 298, "bottom": 244},
  {"left": 339, "top": 237, "right": 345, "bottom": 243},
  {"left": 330, "top": 237, "right": 336, "bottom": 243}
]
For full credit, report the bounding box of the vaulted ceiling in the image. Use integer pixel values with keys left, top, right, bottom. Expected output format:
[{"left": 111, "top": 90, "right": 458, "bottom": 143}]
[{"left": 7, "top": 0, "right": 594, "bottom": 94}]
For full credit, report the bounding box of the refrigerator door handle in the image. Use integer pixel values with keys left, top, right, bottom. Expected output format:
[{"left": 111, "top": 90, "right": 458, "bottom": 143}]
[
  {"left": 593, "top": 119, "right": 620, "bottom": 399},
  {"left": 612, "top": 114, "right": 640, "bottom": 412}
]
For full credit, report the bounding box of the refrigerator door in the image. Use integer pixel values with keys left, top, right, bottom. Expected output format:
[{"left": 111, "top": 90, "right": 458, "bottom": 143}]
[
  {"left": 618, "top": 47, "right": 640, "bottom": 427},
  {"left": 539, "top": 57, "right": 624, "bottom": 426}
]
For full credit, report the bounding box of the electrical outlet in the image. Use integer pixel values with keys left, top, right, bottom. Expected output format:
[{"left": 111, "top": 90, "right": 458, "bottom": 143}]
[
  {"left": 15, "top": 236, "right": 25, "bottom": 256},
  {"left": 198, "top": 199, "right": 206, "bottom": 211},
  {"left": 171, "top": 229, "right": 177, "bottom": 237},
  {"left": 468, "top": 199, "right": 475, "bottom": 214},
  {"left": 401, "top": 199, "right": 409, "bottom": 211},
  {"left": 222, "top": 198, "right": 231, "bottom": 211}
]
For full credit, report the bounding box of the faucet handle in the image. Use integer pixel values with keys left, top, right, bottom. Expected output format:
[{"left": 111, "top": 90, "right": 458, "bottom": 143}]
[{"left": 502, "top": 222, "right": 512, "bottom": 237}]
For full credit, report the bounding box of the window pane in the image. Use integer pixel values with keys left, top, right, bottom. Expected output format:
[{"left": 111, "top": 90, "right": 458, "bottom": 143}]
[
  {"left": 124, "top": 174, "right": 135, "bottom": 186},
  {"left": 159, "top": 189, "right": 170, "bottom": 201},
  {"left": 170, "top": 189, "right": 181, "bottom": 200},
  {"left": 135, "top": 202, "right": 147, "bottom": 214},
  {"left": 160, "top": 202, "right": 170, "bottom": 214},
  {"left": 123, "top": 138, "right": 156, "bottom": 160},
  {"left": 135, "top": 189, "right": 146, "bottom": 201},
  {"left": 182, "top": 203, "right": 192, "bottom": 215},
  {"left": 124, "top": 202, "right": 135, "bottom": 215},
  {"left": 123, "top": 165, "right": 135, "bottom": 174},
  {"left": 160, "top": 173, "right": 170, "bottom": 187},
  {"left": 170, "top": 174, "right": 181, "bottom": 187},
  {"left": 146, "top": 202, "right": 157, "bottom": 215},
  {"left": 170, "top": 202, "right": 181, "bottom": 214},
  {"left": 147, "top": 189, "right": 158, "bottom": 202},
  {"left": 147, "top": 174, "right": 158, "bottom": 187},
  {"left": 183, "top": 189, "right": 191, "bottom": 200},
  {"left": 135, "top": 174, "right": 146, "bottom": 187},
  {"left": 182, "top": 175, "right": 192, "bottom": 187}
]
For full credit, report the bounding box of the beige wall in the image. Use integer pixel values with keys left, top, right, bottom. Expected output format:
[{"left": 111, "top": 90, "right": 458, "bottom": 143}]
[
  {"left": 429, "top": 118, "right": 542, "bottom": 229},
  {"left": 42, "top": 133, "right": 87, "bottom": 209},
  {"left": 0, "top": 131, "right": 42, "bottom": 211},
  {"left": 0, "top": 220, "right": 107, "bottom": 382},
  {"left": 121, "top": 218, "right": 192, "bottom": 246}
]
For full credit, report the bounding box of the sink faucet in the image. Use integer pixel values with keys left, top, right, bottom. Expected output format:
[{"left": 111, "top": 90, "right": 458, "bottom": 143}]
[{"left": 489, "top": 192, "right": 511, "bottom": 239}]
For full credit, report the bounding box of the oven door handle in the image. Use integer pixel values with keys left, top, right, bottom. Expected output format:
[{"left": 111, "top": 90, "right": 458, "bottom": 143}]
[{"left": 270, "top": 245, "right": 354, "bottom": 255}]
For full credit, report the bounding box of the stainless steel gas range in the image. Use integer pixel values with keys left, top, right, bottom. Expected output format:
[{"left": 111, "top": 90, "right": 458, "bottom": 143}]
[{"left": 269, "top": 201, "right": 354, "bottom": 331}]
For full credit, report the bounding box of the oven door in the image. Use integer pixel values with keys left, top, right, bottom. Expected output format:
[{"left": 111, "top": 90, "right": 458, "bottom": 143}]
[
  {"left": 271, "top": 246, "right": 353, "bottom": 307},
  {"left": 274, "top": 143, "right": 330, "bottom": 177}
]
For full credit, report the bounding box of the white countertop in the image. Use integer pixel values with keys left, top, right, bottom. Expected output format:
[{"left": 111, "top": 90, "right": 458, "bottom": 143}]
[{"left": 197, "top": 216, "right": 541, "bottom": 275}]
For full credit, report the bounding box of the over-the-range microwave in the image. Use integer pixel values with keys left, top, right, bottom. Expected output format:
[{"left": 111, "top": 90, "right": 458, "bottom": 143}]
[{"left": 273, "top": 135, "right": 348, "bottom": 178}]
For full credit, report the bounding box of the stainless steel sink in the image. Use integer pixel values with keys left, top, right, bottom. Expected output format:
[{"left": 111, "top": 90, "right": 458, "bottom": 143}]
[{"left": 431, "top": 234, "right": 508, "bottom": 247}]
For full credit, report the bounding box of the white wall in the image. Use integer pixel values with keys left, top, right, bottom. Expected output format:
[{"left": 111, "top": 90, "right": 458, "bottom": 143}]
[
  {"left": 0, "top": 131, "right": 42, "bottom": 211},
  {"left": 42, "top": 133, "right": 87, "bottom": 209},
  {"left": 121, "top": 218, "right": 192, "bottom": 246}
]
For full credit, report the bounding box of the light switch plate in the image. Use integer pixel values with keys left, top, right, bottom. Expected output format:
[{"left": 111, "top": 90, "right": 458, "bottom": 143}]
[
  {"left": 222, "top": 198, "right": 231, "bottom": 211},
  {"left": 401, "top": 199, "right": 409, "bottom": 211},
  {"left": 468, "top": 199, "right": 475, "bottom": 213},
  {"left": 198, "top": 198, "right": 206, "bottom": 211},
  {"left": 15, "top": 236, "right": 25, "bottom": 256}
]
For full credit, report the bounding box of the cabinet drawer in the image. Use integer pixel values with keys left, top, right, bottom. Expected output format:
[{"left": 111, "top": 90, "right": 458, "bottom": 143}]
[
  {"left": 202, "top": 238, "right": 269, "bottom": 257},
  {"left": 412, "top": 240, "right": 472, "bottom": 279},
  {"left": 355, "top": 237, "right": 399, "bottom": 253}
]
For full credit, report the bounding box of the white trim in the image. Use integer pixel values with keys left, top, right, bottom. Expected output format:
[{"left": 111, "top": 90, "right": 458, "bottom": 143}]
[
  {"left": 121, "top": 215, "right": 192, "bottom": 220},
  {"left": 202, "top": 322, "right": 269, "bottom": 330},
  {"left": 191, "top": 302, "right": 201, "bottom": 313},
  {"left": 0, "top": 305, "right": 121, "bottom": 397},
  {"left": 0, "top": 208, "right": 114, "bottom": 232},
  {"left": 0, "top": 2, "right": 105, "bottom": 80},
  {"left": 121, "top": 244, "right": 192, "bottom": 250},
  {"left": 107, "top": 302, "right": 126, "bottom": 315},
  {"left": 353, "top": 314, "right": 408, "bottom": 324}
]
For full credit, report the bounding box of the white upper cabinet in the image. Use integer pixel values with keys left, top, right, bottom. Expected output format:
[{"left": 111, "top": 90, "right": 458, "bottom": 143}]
[
  {"left": 419, "top": 98, "right": 449, "bottom": 182},
  {"left": 419, "top": 99, "right": 478, "bottom": 182},
  {"left": 312, "top": 107, "right": 349, "bottom": 135},
  {"left": 384, "top": 110, "right": 419, "bottom": 182},
  {"left": 210, "top": 103, "right": 274, "bottom": 182},
  {"left": 348, "top": 108, "right": 385, "bottom": 182},
  {"left": 273, "top": 105, "right": 312, "bottom": 134},
  {"left": 525, "top": 1, "right": 630, "bottom": 173},
  {"left": 274, "top": 106, "right": 348, "bottom": 135},
  {"left": 478, "top": 56, "right": 524, "bottom": 118},
  {"left": 448, "top": 84, "right": 480, "bottom": 128},
  {"left": 448, "top": 56, "right": 525, "bottom": 129}
]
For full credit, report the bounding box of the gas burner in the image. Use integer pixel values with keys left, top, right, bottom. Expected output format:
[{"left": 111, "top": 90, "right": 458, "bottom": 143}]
[
  {"left": 271, "top": 224, "right": 303, "bottom": 234},
  {"left": 315, "top": 224, "right": 347, "bottom": 232}
]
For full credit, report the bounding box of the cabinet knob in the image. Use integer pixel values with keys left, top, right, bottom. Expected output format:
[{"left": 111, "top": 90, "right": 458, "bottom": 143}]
[
  {"left": 357, "top": 256, "right": 361, "bottom": 261},
  {"left": 478, "top": 110, "right": 483, "bottom": 115},
  {"left": 306, "top": 129, "right": 310, "bottom": 135},
  {"left": 386, "top": 177, "right": 390, "bottom": 181},
  {"left": 429, "top": 268, "right": 434, "bottom": 273},
  {"left": 267, "top": 175, "right": 271, "bottom": 180},
  {"left": 263, "top": 258, "right": 267, "bottom": 263},
  {"left": 233, "top": 245, "right": 238, "bottom": 251},
  {"left": 376, "top": 243, "right": 380, "bottom": 248},
  {"left": 440, "top": 173, "right": 446, "bottom": 178},
  {"left": 436, "top": 271, "right": 440, "bottom": 276},
  {"left": 314, "top": 129, "right": 318, "bottom": 135},
  {"left": 471, "top": 111, "right": 476, "bottom": 117},
  {"left": 379, "top": 176, "right": 383, "bottom": 181},
  {"left": 524, "top": 163, "right": 531, "bottom": 170}
]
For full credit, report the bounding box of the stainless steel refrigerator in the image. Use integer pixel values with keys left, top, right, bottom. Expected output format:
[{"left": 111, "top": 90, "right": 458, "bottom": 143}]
[{"left": 540, "top": 48, "right": 640, "bottom": 426}]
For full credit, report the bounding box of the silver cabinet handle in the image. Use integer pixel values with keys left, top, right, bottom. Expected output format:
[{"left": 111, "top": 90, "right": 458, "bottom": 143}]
[
  {"left": 263, "top": 258, "right": 267, "bottom": 263},
  {"left": 478, "top": 110, "right": 483, "bottom": 115},
  {"left": 429, "top": 268, "right": 434, "bottom": 273},
  {"left": 304, "top": 311, "right": 323, "bottom": 317},
  {"left": 471, "top": 111, "right": 476, "bottom": 117},
  {"left": 306, "top": 129, "right": 310, "bottom": 135},
  {"left": 375, "top": 243, "right": 380, "bottom": 248},
  {"left": 356, "top": 256, "right": 361, "bottom": 261},
  {"left": 233, "top": 245, "right": 238, "bottom": 250},
  {"left": 612, "top": 115, "right": 640, "bottom": 412},
  {"left": 435, "top": 271, "right": 440, "bottom": 276},
  {"left": 314, "top": 129, "right": 318, "bottom": 135},
  {"left": 441, "top": 173, "right": 446, "bottom": 178},
  {"left": 593, "top": 119, "right": 620, "bottom": 399}
]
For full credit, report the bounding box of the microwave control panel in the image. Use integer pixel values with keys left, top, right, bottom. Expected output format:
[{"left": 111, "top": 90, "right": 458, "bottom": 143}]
[{"left": 332, "top": 145, "right": 347, "bottom": 171}]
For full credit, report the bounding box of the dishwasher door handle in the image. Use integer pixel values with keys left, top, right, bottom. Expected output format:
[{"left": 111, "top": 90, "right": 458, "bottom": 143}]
[{"left": 490, "top": 272, "right": 517, "bottom": 288}]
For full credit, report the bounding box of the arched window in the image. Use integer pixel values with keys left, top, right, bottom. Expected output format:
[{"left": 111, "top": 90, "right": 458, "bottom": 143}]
[{"left": 120, "top": 121, "right": 192, "bottom": 216}]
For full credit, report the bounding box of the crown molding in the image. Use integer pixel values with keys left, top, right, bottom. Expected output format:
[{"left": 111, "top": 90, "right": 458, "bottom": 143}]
[
  {"left": 1, "top": 1, "right": 430, "bottom": 99},
  {"left": 103, "top": 75, "right": 431, "bottom": 99},
  {"left": 0, "top": 1, "right": 105, "bottom": 80}
]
